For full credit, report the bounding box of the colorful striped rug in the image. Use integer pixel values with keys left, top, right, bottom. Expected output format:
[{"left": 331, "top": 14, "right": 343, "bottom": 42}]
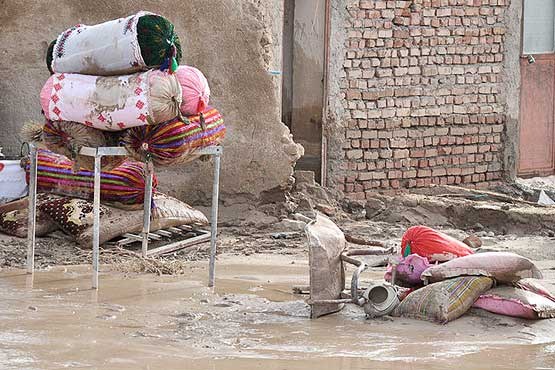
[{"left": 25, "top": 149, "right": 157, "bottom": 207}]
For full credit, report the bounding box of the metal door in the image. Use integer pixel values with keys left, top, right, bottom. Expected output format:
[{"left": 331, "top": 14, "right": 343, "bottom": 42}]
[
  {"left": 519, "top": 55, "right": 555, "bottom": 176},
  {"left": 519, "top": 0, "right": 555, "bottom": 176}
]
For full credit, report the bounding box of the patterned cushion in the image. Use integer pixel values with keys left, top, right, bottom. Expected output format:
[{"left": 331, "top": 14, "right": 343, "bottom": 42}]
[
  {"left": 38, "top": 197, "right": 108, "bottom": 238},
  {"left": 39, "top": 193, "right": 208, "bottom": 247},
  {"left": 0, "top": 194, "right": 59, "bottom": 238}
]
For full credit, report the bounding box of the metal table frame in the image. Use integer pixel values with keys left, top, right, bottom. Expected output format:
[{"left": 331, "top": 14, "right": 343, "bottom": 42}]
[{"left": 26, "top": 144, "right": 222, "bottom": 289}]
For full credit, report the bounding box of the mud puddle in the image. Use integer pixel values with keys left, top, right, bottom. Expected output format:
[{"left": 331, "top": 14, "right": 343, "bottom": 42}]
[{"left": 0, "top": 254, "right": 554, "bottom": 370}]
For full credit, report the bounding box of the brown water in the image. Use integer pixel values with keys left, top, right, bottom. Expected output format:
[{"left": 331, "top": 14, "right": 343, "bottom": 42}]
[{"left": 1, "top": 254, "right": 554, "bottom": 370}]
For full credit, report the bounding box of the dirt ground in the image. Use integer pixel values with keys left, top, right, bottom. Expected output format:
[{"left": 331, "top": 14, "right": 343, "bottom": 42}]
[
  {"left": 1, "top": 185, "right": 555, "bottom": 369},
  {"left": 2, "top": 183, "right": 555, "bottom": 269}
]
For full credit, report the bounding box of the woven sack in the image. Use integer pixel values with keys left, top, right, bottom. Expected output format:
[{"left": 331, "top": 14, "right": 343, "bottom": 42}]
[
  {"left": 473, "top": 286, "right": 555, "bottom": 319},
  {"left": 305, "top": 213, "right": 346, "bottom": 318},
  {"left": 39, "top": 193, "right": 208, "bottom": 247},
  {"left": 23, "top": 150, "right": 157, "bottom": 208},
  {"left": 121, "top": 107, "right": 225, "bottom": 165},
  {"left": 421, "top": 252, "right": 543, "bottom": 285},
  {"left": 393, "top": 276, "right": 493, "bottom": 323},
  {"left": 47, "top": 12, "right": 182, "bottom": 75},
  {"left": 40, "top": 70, "right": 181, "bottom": 131},
  {"left": 514, "top": 278, "right": 555, "bottom": 302},
  {"left": 401, "top": 225, "right": 474, "bottom": 262}
]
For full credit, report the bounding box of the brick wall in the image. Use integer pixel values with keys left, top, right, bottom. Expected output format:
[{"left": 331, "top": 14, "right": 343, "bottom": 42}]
[{"left": 337, "top": 0, "right": 508, "bottom": 199}]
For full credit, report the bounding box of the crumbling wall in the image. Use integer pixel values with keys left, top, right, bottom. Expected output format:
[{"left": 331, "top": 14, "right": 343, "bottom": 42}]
[
  {"left": 328, "top": 0, "right": 510, "bottom": 200},
  {"left": 0, "top": 0, "right": 303, "bottom": 203},
  {"left": 501, "top": 0, "right": 522, "bottom": 182}
]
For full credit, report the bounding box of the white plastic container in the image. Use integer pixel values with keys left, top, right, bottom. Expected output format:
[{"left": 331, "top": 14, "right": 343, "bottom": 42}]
[{"left": 0, "top": 160, "right": 27, "bottom": 204}]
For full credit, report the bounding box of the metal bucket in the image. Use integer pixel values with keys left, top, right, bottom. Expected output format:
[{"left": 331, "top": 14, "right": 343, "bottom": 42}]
[{"left": 362, "top": 283, "right": 399, "bottom": 318}]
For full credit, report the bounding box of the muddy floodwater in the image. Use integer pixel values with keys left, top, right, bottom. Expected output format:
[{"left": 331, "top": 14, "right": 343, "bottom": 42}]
[{"left": 1, "top": 254, "right": 554, "bottom": 370}]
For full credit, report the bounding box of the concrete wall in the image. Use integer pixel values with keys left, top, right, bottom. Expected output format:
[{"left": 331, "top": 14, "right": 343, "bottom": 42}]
[
  {"left": 328, "top": 0, "right": 511, "bottom": 200},
  {"left": 0, "top": 0, "right": 303, "bottom": 204}
]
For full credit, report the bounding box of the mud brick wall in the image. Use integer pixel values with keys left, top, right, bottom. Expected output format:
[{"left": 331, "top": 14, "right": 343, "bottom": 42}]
[{"left": 337, "top": 0, "right": 508, "bottom": 199}]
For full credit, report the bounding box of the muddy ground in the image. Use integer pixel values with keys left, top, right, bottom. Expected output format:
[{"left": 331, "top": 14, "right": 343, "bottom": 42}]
[
  {"left": 1, "top": 254, "right": 554, "bottom": 370},
  {"left": 1, "top": 186, "right": 555, "bottom": 369}
]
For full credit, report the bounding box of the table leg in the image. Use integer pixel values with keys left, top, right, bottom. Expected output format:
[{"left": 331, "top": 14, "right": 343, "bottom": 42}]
[
  {"left": 141, "top": 161, "right": 153, "bottom": 257},
  {"left": 26, "top": 144, "right": 38, "bottom": 274},
  {"left": 92, "top": 154, "right": 101, "bottom": 289},
  {"left": 208, "top": 153, "right": 221, "bottom": 287}
]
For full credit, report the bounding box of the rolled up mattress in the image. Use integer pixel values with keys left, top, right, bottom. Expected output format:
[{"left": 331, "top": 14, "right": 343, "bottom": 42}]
[
  {"left": 46, "top": 11, "right": 182, "bottom": 75},
  {"left": 40, "top": 70, "right": 182, "bottom": 131},
  {"left": 175, "top": 65, "right": 211, "bottom": 116},
  {"left": 121, "top": 107, "right": 226, "bottom": 166},
  {"left": 23, "top": 149, "right": 158, "bottom": 208},
  {"left": 42, "top": 120, "right": 125, "bottom": 170}
]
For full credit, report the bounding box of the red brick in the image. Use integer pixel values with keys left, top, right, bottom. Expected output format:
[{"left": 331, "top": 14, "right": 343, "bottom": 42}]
[{"left": 339, "top": 2, "right": 507, "bottom": 192}]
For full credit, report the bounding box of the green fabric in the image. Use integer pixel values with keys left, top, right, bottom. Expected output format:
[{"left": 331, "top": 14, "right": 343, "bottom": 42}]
[
  {"left": 137, "top": 14, "right": 182, "bottom": 68},
  {"left": 403, "top": 242, "right": 411, "bottom": 257},
  {"left": 46, "top": 39, "right": 56, "bottom": 74}
]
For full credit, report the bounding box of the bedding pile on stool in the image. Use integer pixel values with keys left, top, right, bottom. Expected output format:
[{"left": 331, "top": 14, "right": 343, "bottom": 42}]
[
  {"left": 26, "top": 11, "right": 225, "bottom": 171},
  {"left": 4, "top": 11, "right": 224, "bottom": 247}
]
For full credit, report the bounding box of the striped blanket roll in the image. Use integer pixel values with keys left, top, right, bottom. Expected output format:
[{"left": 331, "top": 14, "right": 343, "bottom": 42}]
[
  {"left": 24, "top": 149, "right": 158, "bottom": 207},
  {"left": 121, "top": 106, "right": 226, "bottom": 166}
]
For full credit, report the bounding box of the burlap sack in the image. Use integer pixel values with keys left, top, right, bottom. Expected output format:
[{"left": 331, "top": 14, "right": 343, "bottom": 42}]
[
  {"left": 305, "top": 213, "right": 346, "bottom": 318},
  {"left": 514, "top": 278, "right": 555, "bottom": 302}
]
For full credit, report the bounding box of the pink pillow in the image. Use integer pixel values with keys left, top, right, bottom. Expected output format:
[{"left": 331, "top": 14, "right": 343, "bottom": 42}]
[{"left": 175, "top": 65, "right": 210, "bottom": 115}]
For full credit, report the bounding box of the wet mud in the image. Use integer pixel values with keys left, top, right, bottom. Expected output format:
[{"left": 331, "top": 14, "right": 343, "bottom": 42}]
[{"left": 1, "top": 254, "right": 554, "bottom": 370}]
